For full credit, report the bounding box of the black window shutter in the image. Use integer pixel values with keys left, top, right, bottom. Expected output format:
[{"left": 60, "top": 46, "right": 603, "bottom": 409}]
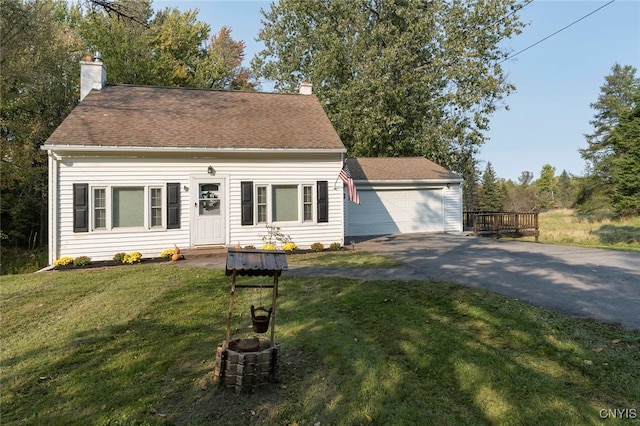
[
  {"left": 73, "top": 183, "right": 89, "bottom": 232},
  {"left": 317, "top": 181, "right": 329, "bottom": 223},
  {"left": 167, "top": 183, "right": 180, "bottom": 229},
  {"left": 241, "top": 181, "right": 254, "bottom": 226}
]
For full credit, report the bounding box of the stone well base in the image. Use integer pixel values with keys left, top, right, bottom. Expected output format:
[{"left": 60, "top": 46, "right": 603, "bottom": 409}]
[{"left": 213, "top": 338, "right": 279, "bottom": 393}]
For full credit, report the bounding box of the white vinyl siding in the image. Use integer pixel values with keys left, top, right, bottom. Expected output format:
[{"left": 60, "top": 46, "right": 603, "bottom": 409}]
[
  {"left": 50, "top": 153, "right": 345, "bottom": 261},
  {"left": 444, "top": 184, "right": 463, "bottom": 233}
]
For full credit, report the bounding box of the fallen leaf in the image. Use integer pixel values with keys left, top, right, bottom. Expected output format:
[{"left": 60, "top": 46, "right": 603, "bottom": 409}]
[
  {"left": 612, "top": 339, "right": 621, "bottom": 344},
  {"left": 584, "top": 360, "right": 593, "bottom": 365},
  {"left": 365, "top": 413, "right": 373, "bottom": 422},
  {"left": 594, "top": 347, "right": 605, "bottom": 353}
]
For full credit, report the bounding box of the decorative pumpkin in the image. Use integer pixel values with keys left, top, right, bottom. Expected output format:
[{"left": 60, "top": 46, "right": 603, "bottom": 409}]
[{"left": 171, "top": 245, "right": 181, "bottom": 261}]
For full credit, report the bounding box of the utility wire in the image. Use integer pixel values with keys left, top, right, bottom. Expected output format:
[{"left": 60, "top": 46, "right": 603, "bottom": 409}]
[
  {"left": 499, "top": 0, "right": 616, "bottom": 64},
  {"left": 501, "top": 0, "right": 534, "bottom": 24}
]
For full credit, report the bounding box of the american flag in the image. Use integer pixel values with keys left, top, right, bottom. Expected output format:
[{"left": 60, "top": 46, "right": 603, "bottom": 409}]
[{"left": 339, "top": 163, "right": 361, "bottom": 205}]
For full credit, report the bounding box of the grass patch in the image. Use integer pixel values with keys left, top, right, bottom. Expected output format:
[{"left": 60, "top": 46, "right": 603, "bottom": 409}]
[
  {"left": 515, "top": 209, "right": 640, "bottom": 251},
  {"left": 288, "top": 250, "right": 401, "bottom": 268},
  {"left": 2, "top": 265, "right": 639, "bottom": 425}
]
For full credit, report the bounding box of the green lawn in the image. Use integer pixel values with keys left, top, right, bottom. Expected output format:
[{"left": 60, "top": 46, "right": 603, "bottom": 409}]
[{"left": 2, "top": 264, "right": 639, "bottom": 425}]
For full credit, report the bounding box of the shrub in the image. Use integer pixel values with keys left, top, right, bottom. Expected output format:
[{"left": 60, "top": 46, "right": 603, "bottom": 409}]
[
  {"left": 73, "top": 256, "right": 91, "bottom": 266},
  {"left": 282, "top": 242, "right": 297, "bottom": 252},
  {"left": 53, "top": 257, "right": 74, "bottom": 267},
  {"left": 261, "top": 243, "right": 277, "bottom": 250},
  {"left": 261, "top": 224, "right": 292, "bottom": 246},
  {"left": 113, "top": 252, "right": 126, "bottom": 263},
  {"left": 310, "top": 242, "right": 324, "bottom": 252},
  {"left": 160, "top": 248, "right": 174, "bottom": 259},
  {"left": 329, "top": 242, "right": 342, "bottom": 251},
  {"left": 123, "top": 252, "right": 142, "bottom": 264}
]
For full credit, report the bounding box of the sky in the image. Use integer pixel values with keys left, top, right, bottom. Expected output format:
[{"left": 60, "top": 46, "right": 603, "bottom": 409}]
[{"left": 156, "top": 0, "right": 640, "bottom": 181}]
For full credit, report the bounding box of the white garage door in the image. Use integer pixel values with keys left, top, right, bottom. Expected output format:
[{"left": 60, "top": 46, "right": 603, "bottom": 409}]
[{"left": 346, "top": 188, "right": 444, "bottom": 236}]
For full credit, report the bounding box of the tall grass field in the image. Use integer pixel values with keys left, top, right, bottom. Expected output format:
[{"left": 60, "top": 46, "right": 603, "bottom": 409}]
[
  {"left": 2, "top": 263, "right": 639, "bottom": 425},
  {"left": 525, "top": 209, "right": 640, "bottom": 251}
]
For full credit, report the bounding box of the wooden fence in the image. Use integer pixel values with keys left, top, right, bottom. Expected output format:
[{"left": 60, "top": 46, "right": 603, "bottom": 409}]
[{"left": 463, "top": 211, "right": 539, "bottom": 241}]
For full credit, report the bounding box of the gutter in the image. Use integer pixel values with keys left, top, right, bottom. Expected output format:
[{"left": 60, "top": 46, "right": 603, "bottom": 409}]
[
  {"left": 355, "top": 179, "right": 464, "bottom": 186},
  {"left": 40, "top": 145, "right": 347, "bottom": 155}
]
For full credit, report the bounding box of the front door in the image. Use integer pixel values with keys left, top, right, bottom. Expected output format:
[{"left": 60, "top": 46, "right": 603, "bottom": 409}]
[{"left": 192, "top": 179, "right": 225, "bottom": 245}]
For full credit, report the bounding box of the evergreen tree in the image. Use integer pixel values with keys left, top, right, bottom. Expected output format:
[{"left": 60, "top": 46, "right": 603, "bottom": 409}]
[
  {"left": 556, "top": 170, "right": 575, "bottom": 209},
  {"left": 609, "top": 95, "right": 640, "bottom": 216},
  {"left": 577, "top": 63, "right": 640, "bottom": 214},
  {"left": 479, "top": 162, "right": 505, "bottom": 211},
  {"left": 536, "top": 164, "right": 557, "bottom": 210}
]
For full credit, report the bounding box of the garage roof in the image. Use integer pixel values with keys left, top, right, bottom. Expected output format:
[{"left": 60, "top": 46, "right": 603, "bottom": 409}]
[{"left": 346, "top": 157, "right": 461, "bottom": 181}]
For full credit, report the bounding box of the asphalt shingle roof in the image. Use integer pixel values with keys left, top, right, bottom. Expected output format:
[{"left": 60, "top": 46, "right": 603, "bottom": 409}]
[
  {"left": 45, "top": 85, "right": 345, "bottom": 151},
  {"left": 346, "top": 157, "right": 461, "bottom": 181}
]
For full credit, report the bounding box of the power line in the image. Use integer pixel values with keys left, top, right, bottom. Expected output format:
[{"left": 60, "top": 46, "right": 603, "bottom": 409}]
[{"left": 499, "top": 0, "right": 617, "bottom": 64}]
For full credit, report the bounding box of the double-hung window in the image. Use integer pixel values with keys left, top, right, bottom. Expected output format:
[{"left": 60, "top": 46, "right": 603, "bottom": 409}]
[
  {"left": 90, "top": 186, "right": 165, "bottom": 230},
  {"left": 254, "top": 183, "right": 315, "bottom": 224},
  {"left": 93, "top": 188, "right": 107, "bottom": 229}
]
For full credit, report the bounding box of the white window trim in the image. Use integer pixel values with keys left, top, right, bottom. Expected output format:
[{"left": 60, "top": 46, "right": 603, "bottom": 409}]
[
  {"left": 149, "top": 186, "right": 165, "bottom": 229},
  {"left": 254, "top": 183, "right": 316, "bottom": 225},
  {"left": 92, "top": 187, "right": 107, "bottom": 231},
  {"left": 89, "top": 185, "right": 167, "bottom": 232}
]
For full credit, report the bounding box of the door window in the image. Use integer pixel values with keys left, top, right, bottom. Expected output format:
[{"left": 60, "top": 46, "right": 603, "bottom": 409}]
[{"left": 199, "top": 183, "right": 220, "bottom": 216}]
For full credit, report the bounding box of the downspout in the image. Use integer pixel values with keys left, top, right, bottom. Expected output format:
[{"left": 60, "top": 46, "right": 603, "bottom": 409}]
[
  {"left": 340, "top": 153, "right": 346, "bottom": 245},
  {"left": 47, "top": 151, "right": 58, "bottom": 265}
]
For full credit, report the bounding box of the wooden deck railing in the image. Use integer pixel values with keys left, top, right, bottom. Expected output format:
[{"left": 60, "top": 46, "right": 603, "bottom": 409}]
[{"left": 463, "top": 211, "right": 539, "bottom": 241}]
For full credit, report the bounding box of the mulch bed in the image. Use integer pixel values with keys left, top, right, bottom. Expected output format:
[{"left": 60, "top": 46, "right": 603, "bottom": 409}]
[{"left": 52, "top": 257, "right": 171, "bottom": 271}]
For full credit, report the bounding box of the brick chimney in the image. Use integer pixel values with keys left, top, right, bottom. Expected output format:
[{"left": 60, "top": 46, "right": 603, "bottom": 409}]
[
  {"left": 80, "top": 52, "right": 106, "bottom": 101},
  {"left": 299, "top": 81, "right": 312, "bottom": 95}
]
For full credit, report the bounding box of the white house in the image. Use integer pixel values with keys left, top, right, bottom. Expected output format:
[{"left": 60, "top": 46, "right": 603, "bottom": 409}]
[{"left": 41, "top": 57, "right": 463, "bottom": 263}]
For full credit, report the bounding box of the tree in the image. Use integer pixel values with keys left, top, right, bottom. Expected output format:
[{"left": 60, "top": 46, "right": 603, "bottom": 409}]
[
  {"left": 580, "top": 64, "right": 639, "bottom": 179},
  {"left": 1, "top": 0, "right": 84, "bottom": 248},
  {"left": 556, "top": 170, "right": 575, "bottom": 209},
  {"left": 479, "top": 162, "right": 506, "bottom": 211},
  {"left": 609, "top": 95, "right": 640, "bottom": 216},
  {"left": 535, "top": 164, "right": 557, "bottom": 210},
  {"left": 517, "top": 171, "right": 534, "bottom": 187},
  {"left": 78, "top": 3, "right": 257, "bottom": 89},
  {"left": 252, "top": 0, "right": 527, "bottom": 181},
  {"left": 78, "top": 1, "right": 158, "bottom": 85},
  {"left": 577, "top": 64, "right": 640, "bottom": 214}
]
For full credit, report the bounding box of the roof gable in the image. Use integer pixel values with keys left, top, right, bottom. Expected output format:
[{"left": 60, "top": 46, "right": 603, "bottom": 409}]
[
  {"left": 346, "top": 157, "right": 461, "bottom": 181},
  {"left": 45, "top": 85, "right": 345, "bottom": 152}
]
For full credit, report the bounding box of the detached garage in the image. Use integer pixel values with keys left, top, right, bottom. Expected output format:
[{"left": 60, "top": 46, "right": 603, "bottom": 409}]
[{"left": 344, "top": 157, "right": 463, "bottom": 238}]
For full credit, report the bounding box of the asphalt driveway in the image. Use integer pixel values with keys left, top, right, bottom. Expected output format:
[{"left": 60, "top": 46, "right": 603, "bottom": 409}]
[{"left": 286, "top": 233, "right": 640, "bottom": 330}]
